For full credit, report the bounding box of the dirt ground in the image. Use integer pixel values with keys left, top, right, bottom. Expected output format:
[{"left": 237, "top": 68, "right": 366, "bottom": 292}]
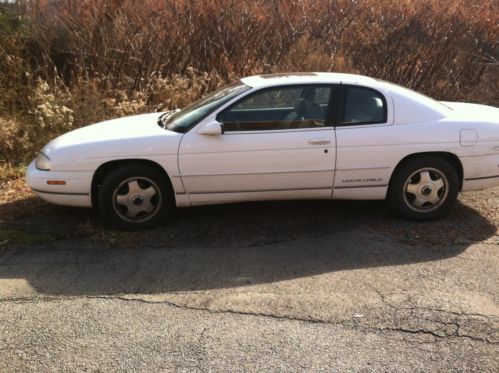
[{"left": 0, "top": 181, "right": 498, "bottom": 371}]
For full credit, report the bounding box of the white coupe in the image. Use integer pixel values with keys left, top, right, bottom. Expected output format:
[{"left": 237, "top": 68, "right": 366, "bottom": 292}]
[{"left": 27, "top": 73, "right": 499, "bottom": 229}]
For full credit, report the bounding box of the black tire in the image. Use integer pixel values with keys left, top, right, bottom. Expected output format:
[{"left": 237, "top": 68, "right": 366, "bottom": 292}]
[
  {"left": 98, "top": 164, "right": 173, "bottom": 229},
  {"left": 388, "top": 156, "right": 459, "bottom": 221}
]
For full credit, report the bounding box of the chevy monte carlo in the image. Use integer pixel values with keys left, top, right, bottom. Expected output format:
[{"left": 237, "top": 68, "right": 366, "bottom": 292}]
[{"left": 27, "top": 73, "right": 499, "bottom": 229}]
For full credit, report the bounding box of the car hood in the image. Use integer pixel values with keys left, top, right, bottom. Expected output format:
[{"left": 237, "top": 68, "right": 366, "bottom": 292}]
[{"left": 43, "top": 112, "right": 182, "bottom": 160}]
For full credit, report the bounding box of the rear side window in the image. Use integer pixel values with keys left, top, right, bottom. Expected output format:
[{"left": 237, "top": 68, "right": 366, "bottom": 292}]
[{"left": 339, "top": 86, "right": 387, "bottom": 125}]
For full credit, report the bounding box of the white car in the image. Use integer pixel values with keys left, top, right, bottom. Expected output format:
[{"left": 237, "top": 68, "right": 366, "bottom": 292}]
[{"left": 27, "top": 73, "right": 499, "bottom": 229}]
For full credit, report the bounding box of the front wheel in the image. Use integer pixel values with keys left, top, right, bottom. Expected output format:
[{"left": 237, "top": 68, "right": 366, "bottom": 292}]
[
  {"left": 388, "top": 156, "right": 459, "bottom": 221},
  {"left": 98, "top": 165, "right": 173, "bottom": 229}
]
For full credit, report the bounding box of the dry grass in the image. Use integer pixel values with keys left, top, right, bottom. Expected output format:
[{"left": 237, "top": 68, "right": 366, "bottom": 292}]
[{"left": 0, "top": 177, "right": 33, "bottom": 206}]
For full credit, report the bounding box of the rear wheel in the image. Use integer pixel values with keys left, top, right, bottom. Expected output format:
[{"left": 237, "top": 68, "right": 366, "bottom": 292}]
[
  {"left": 98, "top": 164, "right": 173, "bottom": 229},
  {"left": 388, "top": 156, "right": 459, "bottom": 221}
]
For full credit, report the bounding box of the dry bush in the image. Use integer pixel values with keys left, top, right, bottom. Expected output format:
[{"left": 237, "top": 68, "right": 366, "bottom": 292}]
[
  {"left": 30, "top": 78, "right": 73, "bottom": 134},
  {"left": 0, "top": 6, "right": 33, "bottom": 114},
  {"left": 0, "top": 79, "right": 74, "bottom": 166},
  {"left": 0, "top": 117, "right": 24, "bottom": 165},
  {"left": 144, "top": 69, "right": 226, "bottom": 110},
  {"left": 20, "top": 0, "right": 496, "bottom": 102},
  {"left": 68, "top": 68, "right": 226, "bottom": 127},
  {"left": 0, "top": 0, "right": 497, "bottom": 177}
]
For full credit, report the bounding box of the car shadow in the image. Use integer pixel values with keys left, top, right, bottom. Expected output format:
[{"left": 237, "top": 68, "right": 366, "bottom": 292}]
[{"left": 0, "top": 196, "right": 496, "bottom": 296}]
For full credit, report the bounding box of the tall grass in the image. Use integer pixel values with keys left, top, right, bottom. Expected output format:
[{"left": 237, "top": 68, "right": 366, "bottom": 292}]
[{"left": 0, "top": 0, "right": 497, "bottom": 176}]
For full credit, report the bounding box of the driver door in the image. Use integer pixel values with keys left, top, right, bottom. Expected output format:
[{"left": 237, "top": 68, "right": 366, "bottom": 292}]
[{"left": 178, "top": 84, "right": 337, "bottom": 205}]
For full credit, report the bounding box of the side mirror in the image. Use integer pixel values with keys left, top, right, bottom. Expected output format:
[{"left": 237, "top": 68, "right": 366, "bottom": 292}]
[{"left": 197, "top": 121, "right": 223, "bottom": 136}]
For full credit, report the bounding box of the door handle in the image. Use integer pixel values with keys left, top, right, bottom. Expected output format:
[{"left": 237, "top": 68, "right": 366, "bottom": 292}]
[{"left": 308, "top": 137, "right": 331, "bottom": 145}]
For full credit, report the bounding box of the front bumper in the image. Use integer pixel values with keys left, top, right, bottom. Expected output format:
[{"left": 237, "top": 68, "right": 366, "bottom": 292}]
[{"left": 26, "top": 161, "right": 93, "bottom": 207}]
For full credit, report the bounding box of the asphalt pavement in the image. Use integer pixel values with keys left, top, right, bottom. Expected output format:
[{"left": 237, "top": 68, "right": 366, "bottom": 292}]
[{"left": 0, "top": 189, "right": 498, "bottom": 371}]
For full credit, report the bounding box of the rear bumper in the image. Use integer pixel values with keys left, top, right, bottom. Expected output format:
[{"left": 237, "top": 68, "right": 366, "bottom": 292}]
[{"left": 26, "top": 161, "right": 93, "bottom": 207}]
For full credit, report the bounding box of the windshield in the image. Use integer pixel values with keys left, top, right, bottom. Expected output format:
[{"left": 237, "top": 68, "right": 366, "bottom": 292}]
[{"left": 163, "top": 81, "right": 250, "bottom": 132}]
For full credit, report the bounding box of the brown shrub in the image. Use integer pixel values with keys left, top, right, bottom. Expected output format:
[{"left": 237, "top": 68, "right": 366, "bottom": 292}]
[
  {"left": 0, "top": 117, "right": 23, "bottom": 165},
  {"left": 0, "top": 0, "right": 497, "bottom": 176},
  {"left": 20, "top": 0, "right": 496, "bottom": 103}
]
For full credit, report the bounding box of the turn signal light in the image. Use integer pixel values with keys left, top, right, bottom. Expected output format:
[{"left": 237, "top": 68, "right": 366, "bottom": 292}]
[{"left": 47, "top": 180, "right": 66, "bottom": 185}]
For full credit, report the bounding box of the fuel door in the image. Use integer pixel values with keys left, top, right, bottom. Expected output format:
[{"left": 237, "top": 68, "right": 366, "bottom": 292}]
[{"left": 460, "top": 129, "right": 477, "bottom": 147}]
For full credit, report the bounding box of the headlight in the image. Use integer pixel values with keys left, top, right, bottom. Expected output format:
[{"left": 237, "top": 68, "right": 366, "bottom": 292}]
[{"left": 35, "top": 153, "right": 51, "bottom": 171}]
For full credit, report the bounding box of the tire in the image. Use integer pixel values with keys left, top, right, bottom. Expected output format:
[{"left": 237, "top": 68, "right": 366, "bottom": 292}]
[
  {"left": 388, "top": 156, "right": 459, "bottom": 221},
  {"left": 98, "top": 164, "right": 173, "bottom": 229}
]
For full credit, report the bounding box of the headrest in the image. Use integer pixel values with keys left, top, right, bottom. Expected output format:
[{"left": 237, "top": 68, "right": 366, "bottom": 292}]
[{"left": 295, "top": 99, "right": 307, "bottom": 119}]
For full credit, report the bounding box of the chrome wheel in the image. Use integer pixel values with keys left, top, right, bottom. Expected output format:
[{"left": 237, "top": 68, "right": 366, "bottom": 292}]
[
  {"left": 112, "top": 177, "right": 162, "bottom": 223},
  {"left": 403, "top": 168, "right": 449, "bottom": 212}
]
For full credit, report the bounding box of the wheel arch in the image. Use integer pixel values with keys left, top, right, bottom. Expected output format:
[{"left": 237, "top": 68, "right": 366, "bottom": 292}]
[
  {"left": 389, "top": 152, "right": 464, "bottom": 192},
  {"left": 91, "top": 159, "right": 174, "bottom": 209}
]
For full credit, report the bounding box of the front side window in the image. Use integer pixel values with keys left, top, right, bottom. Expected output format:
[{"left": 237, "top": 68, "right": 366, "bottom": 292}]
[
  {"left": 217, "top": 85, "right": 333, "bottom": 132},
  {"left": 339, "top": 86, "right": 387, "bottom": 125}
]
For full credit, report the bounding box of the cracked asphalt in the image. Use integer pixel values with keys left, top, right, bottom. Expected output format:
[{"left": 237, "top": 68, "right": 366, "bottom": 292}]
[{"left": 0, "top": 187, "right": 498, "bottom": 371}]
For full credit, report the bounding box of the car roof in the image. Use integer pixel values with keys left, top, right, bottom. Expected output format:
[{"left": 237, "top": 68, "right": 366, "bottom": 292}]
[
  {"left": 240, "top": 72, "right": 377, "bottom": 88},
  {"left": 240, "top": 72, "right": 452, "bottom": 124}
]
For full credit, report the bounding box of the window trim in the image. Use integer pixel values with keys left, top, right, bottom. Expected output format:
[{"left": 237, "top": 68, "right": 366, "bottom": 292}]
[
  {"left": 335, "top": 84, "right": 388, "bottom": 127},
  {"left": 216, "top": 84, "right": 337, "bottom": 132}
]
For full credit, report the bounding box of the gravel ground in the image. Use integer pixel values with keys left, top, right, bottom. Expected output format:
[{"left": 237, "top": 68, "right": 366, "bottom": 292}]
[{"left": 0, "top": 182, "right": 498, "bottom": 371}]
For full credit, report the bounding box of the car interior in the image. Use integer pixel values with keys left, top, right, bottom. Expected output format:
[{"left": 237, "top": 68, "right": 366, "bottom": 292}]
[
  {"left": 218, "top": 86, "right": 330, "bottom": 131},
  {"left": 217, "top": 85, "right": 386, "bottom": 131}
]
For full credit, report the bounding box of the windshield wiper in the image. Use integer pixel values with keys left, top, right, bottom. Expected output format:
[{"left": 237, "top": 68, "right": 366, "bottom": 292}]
[
  {"left": 158, "top": 109, "right": 181, "bottom": 129},
  {"left": 158, "top": 111, "right": 172, "bottom": 129}
]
